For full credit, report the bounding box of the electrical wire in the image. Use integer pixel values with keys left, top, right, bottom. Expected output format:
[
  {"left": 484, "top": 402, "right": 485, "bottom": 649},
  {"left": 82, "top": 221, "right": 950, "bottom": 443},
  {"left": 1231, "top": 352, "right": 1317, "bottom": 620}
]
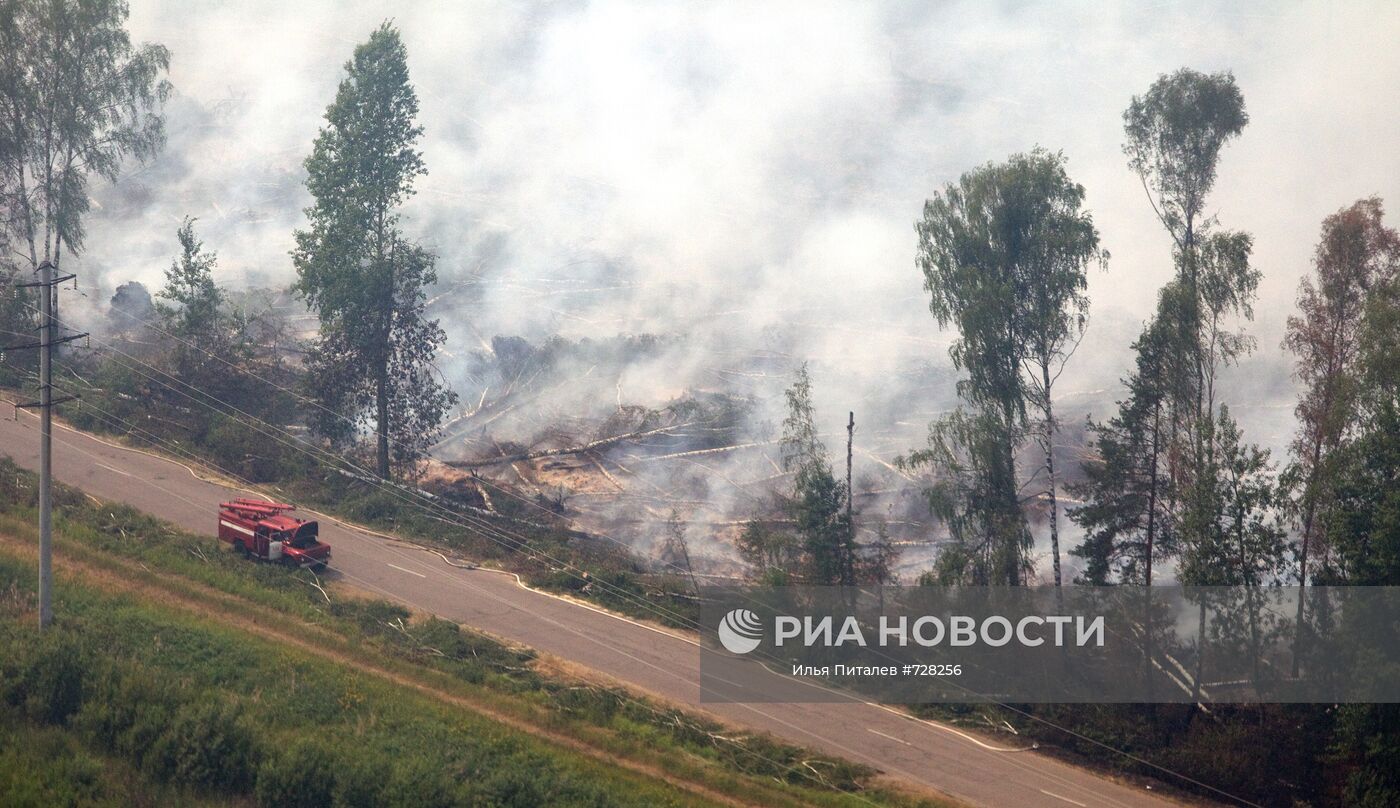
[
  {"left": 26, "top": 298, "right": 1261, "bottom": 806},
  {"left": 13, "top": 392, "right": 894, "bottom": 805}
]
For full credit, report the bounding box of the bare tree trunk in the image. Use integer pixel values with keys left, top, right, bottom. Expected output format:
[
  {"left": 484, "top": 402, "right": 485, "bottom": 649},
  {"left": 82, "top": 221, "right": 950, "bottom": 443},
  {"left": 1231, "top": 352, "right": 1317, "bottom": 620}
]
[
  {"left": 664, "top": 510, "right": 698, "bottom": 596},
  {"left": 999, "top": 398, "right": 1023, "bottom": 587},
  {"left": 1191, "top": 598, "right": 1207, "bottom": 705},
  {"left": 376, "top": 357, "right": 390, "bottom": 479},
  {"left": 846, "top": 411, "right": 855, "bottom": 588},
  {"left": 677, "top": 535, "right": 697, "bottom": 596},
  {"left": 1291, "top": 432, "right": 1324, "bottom": 677},
  {"left": 1005, "top": 446, "right": 1020, "bottom": 587},
  {"left": 374, "top": 213, "right": 392, "bottom": 480},
  {"left": 1185, "top": 217, "right": 1205, "bottom": 430},
  {"left": 1042, "top": 362, "right": 1062, "bottom": 588}
]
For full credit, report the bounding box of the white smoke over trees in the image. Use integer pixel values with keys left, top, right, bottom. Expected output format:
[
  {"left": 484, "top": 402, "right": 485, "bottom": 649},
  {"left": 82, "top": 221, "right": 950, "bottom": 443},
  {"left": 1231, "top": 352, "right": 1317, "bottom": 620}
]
[{"left": 53, "top": 0, "right": 1400, "bottom": 579}]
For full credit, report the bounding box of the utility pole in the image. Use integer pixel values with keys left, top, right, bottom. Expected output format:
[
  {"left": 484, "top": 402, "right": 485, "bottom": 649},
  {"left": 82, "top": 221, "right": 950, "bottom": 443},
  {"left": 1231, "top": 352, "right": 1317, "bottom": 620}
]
[
  {"left": 8, "top": 260, "right": 85, "bottom": 629},
  {"left": 845, "top": 411, "right": 855, "bottom": 587},
  {"left": 37, "top": 259, "right": 52, "bottom": 628}
]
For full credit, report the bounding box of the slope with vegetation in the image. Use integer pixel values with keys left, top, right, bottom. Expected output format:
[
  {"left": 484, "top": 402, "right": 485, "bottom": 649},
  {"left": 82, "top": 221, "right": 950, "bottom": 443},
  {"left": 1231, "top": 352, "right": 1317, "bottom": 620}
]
[{"left": 0, "top": 460, "right": 946, "bottom": 808}]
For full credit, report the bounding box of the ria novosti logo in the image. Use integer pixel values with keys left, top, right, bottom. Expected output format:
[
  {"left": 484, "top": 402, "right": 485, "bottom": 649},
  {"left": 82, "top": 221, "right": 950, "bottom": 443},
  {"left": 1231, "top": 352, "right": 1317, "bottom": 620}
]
[
  {"left": 717, "top": 608, "right": 763, "bottom": 654},
  {"left": 716, "top": 609, "right": 1106, "bottom": 654}
]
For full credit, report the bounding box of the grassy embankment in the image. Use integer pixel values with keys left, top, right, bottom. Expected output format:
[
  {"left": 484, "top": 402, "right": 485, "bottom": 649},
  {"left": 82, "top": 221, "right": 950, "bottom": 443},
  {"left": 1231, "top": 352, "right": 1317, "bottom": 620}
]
[{"left": 0, "top": 458, "right": 950, "bottom": 808}]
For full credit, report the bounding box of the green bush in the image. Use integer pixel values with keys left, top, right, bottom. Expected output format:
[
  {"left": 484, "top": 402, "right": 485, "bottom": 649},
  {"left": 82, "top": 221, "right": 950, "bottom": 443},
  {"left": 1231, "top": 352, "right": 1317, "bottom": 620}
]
[
  {"left": 255, "top": 738, "right": 336, "bottom": 808},
  {"left": 72, "top": 661, "right": 171, "bottom": 760},
  {"left": 0, "top": 725, "right": 112, "bottom": 808},
  {"left": 202, "top": 414, "right": 290, "bottom": 482},
  {"left": 330, "top": 755, "right": 390, "bottom": 808},
  {"left": 1337, "top": 704, "right": 1400, "bottom": 807},
  {"left": 145, "top": 700, "right": 257, "bottom": 792},
  {"left": 8, "top": 636, "right": 89, "bottom": 725},
  {"left": 338, "top": 488, "right": 403, "bottom": 523},
  {"left": 380, "top": 758, "right": 459, "bottom": 808},
  {"left": 473, "top": 752, "right": 554, "bottom": 807}
]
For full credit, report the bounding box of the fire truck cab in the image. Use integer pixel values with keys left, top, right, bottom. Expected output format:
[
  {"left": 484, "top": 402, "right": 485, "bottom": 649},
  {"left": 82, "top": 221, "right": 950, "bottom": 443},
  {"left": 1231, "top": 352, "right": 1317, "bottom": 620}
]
[{"left": 218, "top": 499, "right": 330, "bottom": 571}]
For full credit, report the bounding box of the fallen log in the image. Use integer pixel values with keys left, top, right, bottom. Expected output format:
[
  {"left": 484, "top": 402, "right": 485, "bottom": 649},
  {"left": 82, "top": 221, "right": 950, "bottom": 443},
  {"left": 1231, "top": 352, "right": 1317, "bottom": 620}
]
[
  {"left": 445, "top": 421, "right": 698, "bottom": 470},
  {"left": 623, "top": 440, "right": 778, "bottom": 464}
]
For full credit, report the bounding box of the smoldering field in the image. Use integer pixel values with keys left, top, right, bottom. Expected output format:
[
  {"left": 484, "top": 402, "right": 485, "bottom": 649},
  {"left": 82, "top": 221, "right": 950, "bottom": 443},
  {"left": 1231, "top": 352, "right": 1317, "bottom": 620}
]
[{"left": 59, "top": 1, "right": 1400, "bottom": 581}]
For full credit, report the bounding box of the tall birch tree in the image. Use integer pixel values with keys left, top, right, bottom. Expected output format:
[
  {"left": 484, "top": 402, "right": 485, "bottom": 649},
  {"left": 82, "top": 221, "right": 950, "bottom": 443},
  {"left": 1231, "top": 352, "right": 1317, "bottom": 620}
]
[{"left": 293, "top": 23, "right": 455, "bottom": 478}]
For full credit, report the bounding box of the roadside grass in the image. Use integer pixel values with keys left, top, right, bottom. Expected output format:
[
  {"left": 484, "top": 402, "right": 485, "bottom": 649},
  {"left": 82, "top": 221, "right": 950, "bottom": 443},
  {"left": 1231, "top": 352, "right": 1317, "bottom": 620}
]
[
  {"left": 0, "top": 553, "right": 713, "bottom": 808},
  {"left": 0, "top": 719, "right": 232, "bottom": 808},
  {"left": 0, "top": 458, "right": 949, "bottom": 808}
]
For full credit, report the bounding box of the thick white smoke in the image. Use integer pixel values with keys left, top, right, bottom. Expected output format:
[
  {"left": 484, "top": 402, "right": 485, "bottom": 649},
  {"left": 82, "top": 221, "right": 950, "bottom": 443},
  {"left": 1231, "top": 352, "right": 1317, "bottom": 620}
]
[{"left": 63, "top": 0, "right": 1400, "bottom": 579}]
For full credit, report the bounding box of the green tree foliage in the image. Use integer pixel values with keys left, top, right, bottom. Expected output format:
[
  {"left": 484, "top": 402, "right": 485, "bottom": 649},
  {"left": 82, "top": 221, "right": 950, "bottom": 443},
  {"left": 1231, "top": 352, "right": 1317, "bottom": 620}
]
[
  {"left": 1334, "top": 703, "right": 1400, "bottom": 807},
  {"left": 857, "top": 521, "right": 899, "bottom": 588},
  {"left": 792, "top": 458, "right": 852, "bottom": 586},
  {"left": 63, "top": 221, "right": 300, "bottom": 481},
  {"left": 1197, "top": 230, "right": 1260, "bottom": 414},
  {"left": 1326, "top": 276, "right": 1400, "bottom": 808},
  {"left": 736, "top": 520, "right": 797, "bottom": 585},
  {"left": 1123, "top": 67, "right": 1249, "bottom": 443},
  {"left": 914, "top": 150, "right": 1101, "bottom": 585},
  {"left": 1071, "top": 294, "right": 1183, "bottom": 584},
  {"left": 157, "top": 219, "right": 227, "bottom": 345},
  {"left": 902, "top": 408, "right": 1026, "bottom": 585},
  {"left": 738, "top": 367, "right": 893, "bottom": 588},
  {"left": 1007, "top": 150, "right": 1104, "bottom": 587},
  {"left": 0, "top": 268, "right": 34, "bottom": 386},
  {"left": 0, "top": 0, "right": 168, "bottom": 385},
  {"left": 1123, "top": 69, "right": 1248, "bottom": 256},
  {"left": 1074, "top": 245, "right": 1268, "bottom": 589},
  {"left": 916, "top": 158, "right": 1029, "bottom": 426},
  {"left": 293, "top": 22, "right": 456, "bottom": 478},
  {"left": 658, "top": 507, "right": 696, "bottom": 594},
  {"left": 1080, "top": 68, "right": 1273, "bottom": 588},
  {"left": 1284, "top": 198, "right": 1400, "bottom": 585},
  {"left": 0, "top": 0, "right": 170, "bottom": 270},
  {"left": 779, "top": 364, "right": 853, "bottom": 586},
  {"left": 913, "top": 160, "right": 1026, "bottom": 585},
  {"left": 1176, "top": 407, "right": 1287, "bottom": 586},
  {"left": 154, "top": 218, "right": 250, "bottom": 398},
  {"left": 1325, "top": 272, "right": 1400, "bottom": 585}
]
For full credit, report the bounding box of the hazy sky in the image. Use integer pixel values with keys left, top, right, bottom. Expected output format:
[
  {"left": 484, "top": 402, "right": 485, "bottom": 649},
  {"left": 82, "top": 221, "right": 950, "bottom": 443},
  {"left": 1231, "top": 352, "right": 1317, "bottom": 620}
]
[{"left": 74, "top": 0, "right": 1400, "bottom": 459}]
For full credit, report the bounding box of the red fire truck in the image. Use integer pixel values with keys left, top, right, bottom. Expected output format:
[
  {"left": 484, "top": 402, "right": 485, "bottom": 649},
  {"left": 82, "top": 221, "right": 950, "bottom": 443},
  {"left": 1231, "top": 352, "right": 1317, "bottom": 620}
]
[{"left": 217, "top": 499, "right": 331, "bottom": 571}]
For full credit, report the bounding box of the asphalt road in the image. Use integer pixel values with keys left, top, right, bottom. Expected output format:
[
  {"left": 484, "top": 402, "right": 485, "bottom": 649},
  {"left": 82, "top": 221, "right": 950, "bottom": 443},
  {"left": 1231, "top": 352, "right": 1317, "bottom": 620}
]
[{"left": 0, "top": 410, "right": 1189, "bottom": 808}]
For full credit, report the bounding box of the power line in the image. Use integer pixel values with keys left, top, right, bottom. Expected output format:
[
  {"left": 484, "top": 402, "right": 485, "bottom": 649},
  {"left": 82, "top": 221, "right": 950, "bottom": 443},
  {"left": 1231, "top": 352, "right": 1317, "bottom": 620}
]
[
  {"left": 57, "top": 383, "right": 1252, "bottom": 804},
  {"left": 18, "top": 391, "right": 889, "bottom": 805},
  {"left": 84, "top": 297, "right": 736, "bottom": 614},
  {"left": 13, "top": 327, "right": 1258, "bottom": 804},
  {"left": 100, "top": 297, "right": 789, "bottom": 581},
  {"left": 34, "top": 305, "right": 704, "bottom": 629},
  {"left": 48, "top": 300, "right": 1256, "bottom": 805},
  {"left": 92, "top": 282, "right": 928, "bottom": 580}
]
